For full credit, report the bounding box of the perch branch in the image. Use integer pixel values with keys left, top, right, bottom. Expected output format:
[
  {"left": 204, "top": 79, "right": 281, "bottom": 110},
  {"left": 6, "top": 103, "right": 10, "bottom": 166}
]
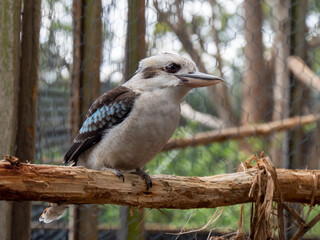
[
  {"left": 287, "top": 56, "right": 320, "bottom": 92},
  {"left": 0, "top": 161, "right": 319, "bottom": 208},
  {"left": 163, "top": 113, "right": 320, "bottom": 151}
]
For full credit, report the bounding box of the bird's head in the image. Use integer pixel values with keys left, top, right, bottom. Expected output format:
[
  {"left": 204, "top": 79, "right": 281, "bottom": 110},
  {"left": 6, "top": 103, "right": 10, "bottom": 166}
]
[{"left": 124, "top": 53, "right": 223, "bottom": 92}]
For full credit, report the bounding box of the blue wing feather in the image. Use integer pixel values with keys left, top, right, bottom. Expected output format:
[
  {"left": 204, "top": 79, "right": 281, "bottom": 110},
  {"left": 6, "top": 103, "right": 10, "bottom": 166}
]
[
  {"left": 64, "top": 86, "right": 138, "bottom": 165},
  {"left": 78, "top": 101, "right": 129, "bottom": 134}
]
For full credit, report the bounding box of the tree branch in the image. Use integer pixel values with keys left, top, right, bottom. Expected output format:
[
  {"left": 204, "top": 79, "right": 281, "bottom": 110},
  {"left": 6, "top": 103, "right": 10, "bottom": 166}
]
[
  {"left": 163, "top": 113, "right": 320, "bottom": 151},
  {"left": 287, "top": 56, "right": 320, "bottom": 92},
  {"left": 180, "top": 103, "right": 224, "bottom": 129},
  {"left": 307, "top": 36, "right": 320, "bottom": 48},
  {"left": 0, "top": 161, "right": 319, "bottom": 208}
]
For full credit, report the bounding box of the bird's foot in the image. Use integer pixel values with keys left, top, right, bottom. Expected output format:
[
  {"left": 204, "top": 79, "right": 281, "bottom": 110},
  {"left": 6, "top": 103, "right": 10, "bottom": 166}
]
[
  {"left": 101, "top": 167, "right": 125, "bottom": 182},
  {"left": 131, "top": 168, "right": 152, "bottom": 191}
]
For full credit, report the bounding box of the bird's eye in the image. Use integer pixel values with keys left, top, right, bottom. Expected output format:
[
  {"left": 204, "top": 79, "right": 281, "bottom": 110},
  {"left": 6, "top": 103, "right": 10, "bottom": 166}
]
[{"left": 165, "top": 63, "right": 181, "bottom": 73}]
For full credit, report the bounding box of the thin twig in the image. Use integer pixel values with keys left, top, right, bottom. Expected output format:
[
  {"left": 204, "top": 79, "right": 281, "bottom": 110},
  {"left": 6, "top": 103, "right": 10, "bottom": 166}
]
[
  {"left": 171, "top": 208, "right": 224, "bottom": 236},
  {"left": 291, "top": 213, "right": 320, "bottom": 240},
  {"left": 173, "top": 210, "right": 194, "bottom": 239},
  {"left": 282, "top": 203, "right": 306, "bottom": 226}
]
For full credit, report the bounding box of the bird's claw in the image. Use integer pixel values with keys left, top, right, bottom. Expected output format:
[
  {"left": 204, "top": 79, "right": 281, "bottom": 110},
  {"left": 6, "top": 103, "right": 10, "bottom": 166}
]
[
  {"left": 102, "top": 167, "right": 125, "bottom": 182},
  {"left": 131, "top": 169, "right": 152, "bottom": 191},
  {"left": 115, "top": 171, "right": 125, "bottom": 182},
  {"left": 144, "top": 175, "right": 152, "bottom": 191}
]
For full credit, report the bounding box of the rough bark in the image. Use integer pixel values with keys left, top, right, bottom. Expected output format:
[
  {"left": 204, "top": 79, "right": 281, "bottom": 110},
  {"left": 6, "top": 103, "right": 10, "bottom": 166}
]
[
  {"left": 0, "top": 1, "right": 21, "bottom": 239},
  {"left": 0, "top": 161, "right": 319, "bottom": 208},
  {"left": 241, "top": 0, "right": 272, "bottom": 124},
  {"left": 11, "top": 1, "right": 41, "bottom": 239},
  {"left": 68, "top": 1, "right": 103, "bottom": 239},
  {"left": 163, "top": 113, "right": 320, "bottom": 151}
]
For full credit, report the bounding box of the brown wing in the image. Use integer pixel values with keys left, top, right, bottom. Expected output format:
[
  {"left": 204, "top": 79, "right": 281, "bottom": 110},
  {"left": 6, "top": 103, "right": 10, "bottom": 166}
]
[{"left": 64, "top": 86, "right": 139, "bottom": 165}]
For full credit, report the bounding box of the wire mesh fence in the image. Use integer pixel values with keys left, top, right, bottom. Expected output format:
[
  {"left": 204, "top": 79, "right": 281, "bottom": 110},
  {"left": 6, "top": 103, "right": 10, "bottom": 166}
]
[{"left": 30, "top": 0, "right": 320, "bottom": 239}]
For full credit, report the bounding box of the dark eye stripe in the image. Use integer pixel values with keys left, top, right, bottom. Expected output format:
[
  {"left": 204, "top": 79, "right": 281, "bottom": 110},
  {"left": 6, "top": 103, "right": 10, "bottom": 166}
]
[{"left": 142, "top": 67, "right": 160, "bottom": 79}]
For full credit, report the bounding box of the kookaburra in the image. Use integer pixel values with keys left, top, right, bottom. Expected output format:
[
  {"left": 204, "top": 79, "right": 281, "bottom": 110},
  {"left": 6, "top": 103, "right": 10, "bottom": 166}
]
[{"left": 39, "top": 53, "right": 223, "bottom": 223}]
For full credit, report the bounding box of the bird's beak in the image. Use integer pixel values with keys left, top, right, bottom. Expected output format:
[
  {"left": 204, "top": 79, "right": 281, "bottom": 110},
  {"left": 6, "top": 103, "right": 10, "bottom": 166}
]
[{"left": 176, "top": 72, "right": 223, "bottom": 87}]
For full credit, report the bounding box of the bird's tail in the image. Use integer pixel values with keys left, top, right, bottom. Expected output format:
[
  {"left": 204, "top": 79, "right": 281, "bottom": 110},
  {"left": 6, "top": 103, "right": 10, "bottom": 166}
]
[{"left": 39, "top": 203, "right": 68, "bottom": 223}]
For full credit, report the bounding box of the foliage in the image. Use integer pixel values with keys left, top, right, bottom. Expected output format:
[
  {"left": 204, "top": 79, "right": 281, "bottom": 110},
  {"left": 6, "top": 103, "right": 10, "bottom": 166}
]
[{"left": 154, "top": 22, "right": 172, "bottom": 37}]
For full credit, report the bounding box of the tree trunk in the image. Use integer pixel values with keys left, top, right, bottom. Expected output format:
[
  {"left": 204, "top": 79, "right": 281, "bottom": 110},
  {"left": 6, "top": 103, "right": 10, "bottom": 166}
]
[
  {"left": 10, "top": 1, "right": 42, "bottom": 239},
  {"left": 119, "top": 1, "right": 146, "bottom": 239},
  {"left": 123, "top": 0, "right": 146, "bottom": 81},
  {"left": 268, "top": 0, "right": 291, "bottom": 168},
  {"left": 286, "top": 0, "right": 308, "bottom": 238},
  {"left": 285, "top": 56, "right": 320, "bottom": 169},
  {"left": 241, "top": 0, "right": 272, "bottom": 124},
  {"left": 288, "top": 0, "right": 308, "bottom": 169},
  {"left": 69, "top": 1, "right": 82, "bottom": 237},
  {"left": 69, "top": 0, "right": 82, "bottom": 138},
  {"left": 0, "top": 1, "right": 21, "bottom": 239},
  {"left": 69, "top": 1, "right": 102, "bottom": 239}
]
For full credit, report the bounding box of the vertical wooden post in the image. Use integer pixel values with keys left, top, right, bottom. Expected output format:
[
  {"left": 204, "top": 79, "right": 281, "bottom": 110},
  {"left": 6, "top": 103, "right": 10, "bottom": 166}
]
[
  {"left": 124, "top": 0, "right": 146, "bottom": 80},
  {"left": 11, "top": 1, "right": 42, "bottom": 239},
  {"left": 69, "top": 0, "right": 102, "bottom": 239},
  {"left": 119, "top": 1, "right": 146, "bottom": 239},
  {"left": 0, "top": 1, "right": 21, "bottom": 240},
  {"left": 241, "top": 0, "right": 272, "bottom": 124},
  {"left": 286, "top": 0, "right": 308, "bottom": 238},
  {"left": 270, "top": 0, "right": 291, "bottom": 168},
  {"left": 288, "top": 0, "right": 308, "bottom": 169},
  {"left": 69, "top": 0, "right": 82, "bottom": 138},
  {"left": 288, "top": 0, "right": 308, "bottom": 226}
]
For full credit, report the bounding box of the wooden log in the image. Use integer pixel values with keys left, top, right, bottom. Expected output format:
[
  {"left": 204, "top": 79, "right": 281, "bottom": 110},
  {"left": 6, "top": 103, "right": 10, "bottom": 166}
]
[
  {"left": 163, "top": 113, "right": 320, "bottom": 151},
  {"left": 0, "top": 162, "right": 319, "bottom": 208}
]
